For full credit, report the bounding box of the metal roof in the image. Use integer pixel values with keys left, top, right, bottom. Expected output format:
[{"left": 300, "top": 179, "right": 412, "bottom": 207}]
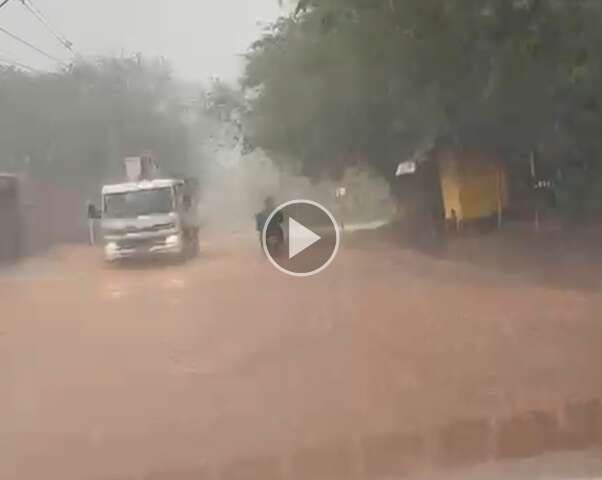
[{"left": 102, "top": 178, "right": 181, "bottom": 195}]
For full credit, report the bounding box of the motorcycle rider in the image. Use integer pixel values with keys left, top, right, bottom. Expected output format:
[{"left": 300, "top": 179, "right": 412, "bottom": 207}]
[{"left": 255, "top": 196, "right": 284, "bottom": 251}]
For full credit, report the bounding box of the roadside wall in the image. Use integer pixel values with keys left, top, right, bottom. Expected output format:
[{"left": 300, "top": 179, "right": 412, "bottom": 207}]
[{"left": 18, "top": 176, "right": 88, "bottom": 256}]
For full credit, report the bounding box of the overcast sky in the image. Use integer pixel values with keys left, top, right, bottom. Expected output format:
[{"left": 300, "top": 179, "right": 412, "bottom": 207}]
[{"left": 0, "top": 0, "right": 284, "bottom": 82}]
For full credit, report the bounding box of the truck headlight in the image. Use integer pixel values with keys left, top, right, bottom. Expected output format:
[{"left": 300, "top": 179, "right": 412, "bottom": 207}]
[
  {"left": 104, "top": 242, "right": 119, "bottom": 260},
  {"left": 165, "top": 234, "right": 181, "bottom": 247}
]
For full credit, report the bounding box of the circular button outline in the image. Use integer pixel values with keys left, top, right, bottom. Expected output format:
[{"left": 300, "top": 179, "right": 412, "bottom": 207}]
[{"left": 262, "top": 199, "right": 341, "bottom": 277}]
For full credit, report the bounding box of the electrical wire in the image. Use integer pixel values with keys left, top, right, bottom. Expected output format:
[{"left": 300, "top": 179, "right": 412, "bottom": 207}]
[
  {"left": 18, "top": 0, "right": 73, "bottom": 51},
  {"left": 0, "top": 0, "right": 11, "bottom": 10},
  {"left": 0, "top": 25, "right": 66, "bottom": 65}
]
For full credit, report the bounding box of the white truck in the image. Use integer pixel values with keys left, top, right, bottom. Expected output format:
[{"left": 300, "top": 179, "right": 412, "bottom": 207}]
[{"left": 89, "top": 177, "right": 200, "bottom": 262}]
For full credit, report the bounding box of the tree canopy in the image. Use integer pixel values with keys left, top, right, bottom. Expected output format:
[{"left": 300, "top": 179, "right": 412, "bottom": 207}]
[
  {"left": 0, "top": 56, "right": 199, "bottom": 190},
  {"left": 243, "top": 0, "right": 602, "bottom": 186}
]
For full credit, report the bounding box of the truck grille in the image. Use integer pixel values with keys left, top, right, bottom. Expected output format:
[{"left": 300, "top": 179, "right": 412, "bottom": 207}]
[{"left": 118, "top": 237, "right": 163, "bottom": 249}]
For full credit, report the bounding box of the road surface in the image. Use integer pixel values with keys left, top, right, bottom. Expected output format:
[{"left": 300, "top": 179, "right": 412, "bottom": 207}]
[{"left": 2, "top": 233, "right": 602, "bottom": 479}]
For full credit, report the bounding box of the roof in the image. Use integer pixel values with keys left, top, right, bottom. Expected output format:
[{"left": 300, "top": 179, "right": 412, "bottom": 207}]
[{"left": 102, "top": 178, "right": 182, "bottom": 195}]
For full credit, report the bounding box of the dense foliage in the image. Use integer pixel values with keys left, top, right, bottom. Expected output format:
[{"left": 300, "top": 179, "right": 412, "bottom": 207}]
[
  {"left": 0, "top": 56, "right": 197, "bottom": 190},
  {"left": 244, "top": 0, "right": 602, "bottom": 216}
]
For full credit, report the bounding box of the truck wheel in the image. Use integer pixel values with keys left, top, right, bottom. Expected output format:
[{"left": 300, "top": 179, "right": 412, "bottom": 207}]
[
  {"left": 189, "top": 231, "right": 200, "bottom": 258},
  {"left": 180, "top": 231, "right": 198, "bottom": 260}
]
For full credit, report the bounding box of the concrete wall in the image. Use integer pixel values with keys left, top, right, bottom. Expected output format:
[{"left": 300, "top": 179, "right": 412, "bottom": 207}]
[{"left": 17, "top": 176, "right": 88, "bottom": 256}]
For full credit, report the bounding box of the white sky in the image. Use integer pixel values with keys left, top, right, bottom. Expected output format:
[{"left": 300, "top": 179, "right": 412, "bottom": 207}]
[{"left": 0, "top": 0, "right": 285, "bottom": 82}]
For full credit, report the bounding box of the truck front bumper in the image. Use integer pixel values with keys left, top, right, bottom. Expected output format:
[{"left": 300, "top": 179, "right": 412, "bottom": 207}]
[{"left": 104, "top": 234, "right": 183, "bottom": 262}]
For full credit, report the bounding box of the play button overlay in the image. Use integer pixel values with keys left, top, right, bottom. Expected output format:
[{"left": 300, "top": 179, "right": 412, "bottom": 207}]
[
  {"left": 263, "top": 199, "right": 340, "bottom": 277},
  {"left": 288, "top": 217, "right": 321, "bottom": 258}
]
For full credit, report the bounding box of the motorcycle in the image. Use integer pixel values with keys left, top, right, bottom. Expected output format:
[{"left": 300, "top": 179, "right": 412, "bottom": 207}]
[
  {"left": 264, "top": 224, "right": 284, "bottom": 257},
  {"left": 256, "top": 208, "right": 284, "bottom": 258}
]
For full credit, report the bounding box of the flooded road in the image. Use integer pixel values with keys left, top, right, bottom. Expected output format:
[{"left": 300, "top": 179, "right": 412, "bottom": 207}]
[{"left": 2, "top": 235, "right": 602, "bottom": 479}]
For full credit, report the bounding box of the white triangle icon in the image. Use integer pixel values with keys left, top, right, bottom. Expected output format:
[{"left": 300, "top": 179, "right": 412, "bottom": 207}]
[{"left": 288, "top": 217, "right": 321, "bottom": 259}]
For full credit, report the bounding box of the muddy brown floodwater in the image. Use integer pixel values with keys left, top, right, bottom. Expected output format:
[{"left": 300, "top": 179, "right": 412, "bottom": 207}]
[{"left": 1, "top": 233, "right": 602, "bottom": 479}]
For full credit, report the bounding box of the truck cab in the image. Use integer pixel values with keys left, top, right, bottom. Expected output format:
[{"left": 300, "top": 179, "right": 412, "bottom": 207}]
[{"left": 96, "top": 178, "right": 199, "bottom": 262}]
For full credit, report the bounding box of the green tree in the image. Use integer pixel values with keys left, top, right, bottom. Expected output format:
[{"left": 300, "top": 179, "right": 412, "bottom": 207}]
[
  {"left": 245, "top": 0, "right": 602, "bottom": 212},
  {"left": 0, "top": 55, "right": 197, "bottom": 191}
]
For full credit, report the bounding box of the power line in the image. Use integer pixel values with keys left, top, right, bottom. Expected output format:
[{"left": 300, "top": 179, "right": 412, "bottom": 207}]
[
  {"left": 0, "top": 25, "right": 66, "bottom": 65},
  {"left": 18, "top": 0, "right": 73, "bottom": 52},
  {"left": 0, "top": 0, "right": 11, "bottom": 10}
]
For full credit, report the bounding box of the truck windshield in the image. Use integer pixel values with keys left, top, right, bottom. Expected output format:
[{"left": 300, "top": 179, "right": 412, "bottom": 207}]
[{"left": 104, "top": 187, "right": 174, "bottom": 218}]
